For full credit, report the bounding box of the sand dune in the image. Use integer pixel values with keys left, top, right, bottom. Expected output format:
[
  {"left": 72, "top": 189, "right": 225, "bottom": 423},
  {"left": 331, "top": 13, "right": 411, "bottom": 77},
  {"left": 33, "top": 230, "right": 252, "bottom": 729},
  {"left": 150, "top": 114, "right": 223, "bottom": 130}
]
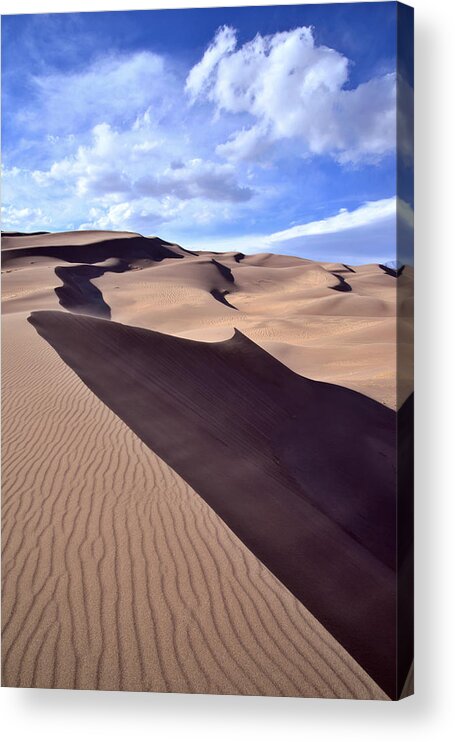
[
  {"left": 1, "top": 312, "right": 386, "bottom": 698},
  {"left": 1, "top": 231, "right": 189, "bottom": 270},
  {"left": 1, "top": 228, "right": 189, "bottom": 253},
  {"left": 2, "top": 229, "right": 412, "bottom": 699},
  {"left": 2, "top": 230, "right": 408, "bottom": 410},
  {"left": 28, "top": 310, "right": 400, "bottom": 697},
  {"left": 92, "top": 252, "right": 405, "bottom": 409}
]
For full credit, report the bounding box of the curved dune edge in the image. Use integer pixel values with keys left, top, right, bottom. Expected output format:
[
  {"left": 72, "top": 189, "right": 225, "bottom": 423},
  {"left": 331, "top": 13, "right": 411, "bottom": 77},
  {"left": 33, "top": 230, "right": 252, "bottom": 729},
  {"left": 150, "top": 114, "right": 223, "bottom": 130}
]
[
  {"left": 1, "top": 312, "right": 387, "bottom": 699},
  {"left": 26, "top": 309, "right": 402, "bottom": 697}
]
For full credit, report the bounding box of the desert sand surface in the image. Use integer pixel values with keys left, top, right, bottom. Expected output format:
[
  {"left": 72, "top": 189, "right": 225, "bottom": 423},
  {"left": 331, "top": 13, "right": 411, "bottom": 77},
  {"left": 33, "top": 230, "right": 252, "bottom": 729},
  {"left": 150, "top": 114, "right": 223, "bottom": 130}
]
[{"left": 2, "top": 230, "right": 413, "bottom": 699}]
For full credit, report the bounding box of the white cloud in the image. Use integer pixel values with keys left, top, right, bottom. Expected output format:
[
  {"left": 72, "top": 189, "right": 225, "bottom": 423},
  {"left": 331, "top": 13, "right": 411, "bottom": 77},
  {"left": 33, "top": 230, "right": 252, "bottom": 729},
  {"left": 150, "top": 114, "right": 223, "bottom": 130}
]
[
  {"left": 216, "top": 123, "right": 271, "bottom": 161},
  {"left": 79, "top": 201, "right": 163, "bottom": 232},
  {"left": 78, "top": 195, "right": 235, "bottom": 233},
  {"left": 31, "top": 119, "right": 254, "bottom": 205},
  {"left": 24, "top": 52, "right": 174, "bottom": 134},
  {"left": 268, "top": 197, "right": 396, "bottom": 242},
  {"left": 2, "top": 205, "right": 52, "bottom": 230},
  {"left": 266, "top": 196, "right": 403, "bottom": 263},
  {"left": 134, "top": 159, "right": 253, "bottom": 202},
  {"left": 186, "top": 26, "right": 396, "bottom": 164},
  {"left": 185, "top": 26, "right": 237, "bottom": 103}
]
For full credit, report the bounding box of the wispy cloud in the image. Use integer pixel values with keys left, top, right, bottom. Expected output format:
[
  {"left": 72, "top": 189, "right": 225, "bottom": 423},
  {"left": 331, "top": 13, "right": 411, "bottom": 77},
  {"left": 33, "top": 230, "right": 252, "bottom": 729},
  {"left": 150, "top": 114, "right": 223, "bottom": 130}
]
[
  {"left": 23, "top": 52, "right": 174, "bottom": 136},
  {"left": 186, "top": 25, "right": 237, "bottom": 102},
  {"left": 268, "top": 197, "right": 396, "bottom": 242}
]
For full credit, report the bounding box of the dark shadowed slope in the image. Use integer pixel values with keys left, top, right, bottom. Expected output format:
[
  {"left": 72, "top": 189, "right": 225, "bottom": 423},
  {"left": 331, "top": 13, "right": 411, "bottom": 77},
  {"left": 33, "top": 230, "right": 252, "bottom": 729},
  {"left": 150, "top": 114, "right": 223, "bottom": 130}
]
[
  {"left": 54, "top": 264, "right": 116, "bottom": 319},
  {"left": 209, "top": 289, "right": 238, "bottom": 310},
  {"left": 397, "top": 392, "right": 414, "bottom": 697},
  {"left": 28, "top": 310, "right": 403, "bottom": 698},
  {"left": 330, "top": 274, "right": 352, "bottom": 292},
  {"left": 1, "top": 233, "right": 190, "bottom": 266},
  {"left": 211, "top": 258, "right": 235, "bottom": 283},
  {"left": 379, "top": 263, "right": 405, "bottom": 278}
]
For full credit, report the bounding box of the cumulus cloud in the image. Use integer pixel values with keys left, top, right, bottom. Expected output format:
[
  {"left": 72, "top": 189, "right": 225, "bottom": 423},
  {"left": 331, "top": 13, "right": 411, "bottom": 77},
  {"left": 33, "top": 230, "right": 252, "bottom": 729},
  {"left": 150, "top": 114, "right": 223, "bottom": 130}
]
[
  {"left": 186, "top": 25, "right": 396, "bottom": 163},
  {"left": 79, "top": 202, "right": 165, "bottom": 232},
  {"left": 31, "top": 121, "right": 253, "bottom": 204},
  {"left": 1, "top": 205, "right": 52, "bottom": 230},
  {"left": 78, "top": 195, "right": 237, "bottom": 233},
  {"left": 135, "top": 159, "right": 253, "bottom": 202},
  {"left": 31, "top": 122, "right": 125, "bottom": 197}
]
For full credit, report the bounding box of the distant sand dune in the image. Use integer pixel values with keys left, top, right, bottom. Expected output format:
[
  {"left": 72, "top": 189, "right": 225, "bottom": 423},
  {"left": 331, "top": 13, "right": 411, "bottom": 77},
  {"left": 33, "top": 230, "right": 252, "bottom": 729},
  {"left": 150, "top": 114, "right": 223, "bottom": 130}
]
[{"left": 1, "top": 230, "right": 411, "bottom": 407}]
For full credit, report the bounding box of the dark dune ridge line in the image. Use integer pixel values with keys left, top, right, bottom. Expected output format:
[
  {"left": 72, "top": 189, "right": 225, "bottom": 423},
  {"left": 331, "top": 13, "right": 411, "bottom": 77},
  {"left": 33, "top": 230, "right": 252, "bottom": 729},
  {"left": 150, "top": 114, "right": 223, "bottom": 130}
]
[
  {"left": 1, "top": 230, "right": 51, "bottom": 237},
  {"left": 1, "top": 235, "right": 190, "bottom": 266},
  {"left": 28, "top": 310, "right": 404, "bottom": 698}
]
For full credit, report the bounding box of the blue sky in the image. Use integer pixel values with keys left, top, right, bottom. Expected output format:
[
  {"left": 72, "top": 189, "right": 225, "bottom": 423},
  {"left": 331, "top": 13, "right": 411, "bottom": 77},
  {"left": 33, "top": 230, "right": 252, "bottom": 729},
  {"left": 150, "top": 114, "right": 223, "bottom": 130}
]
[{"left": 1, "top": 3, "right": 413, "bottom": 263}]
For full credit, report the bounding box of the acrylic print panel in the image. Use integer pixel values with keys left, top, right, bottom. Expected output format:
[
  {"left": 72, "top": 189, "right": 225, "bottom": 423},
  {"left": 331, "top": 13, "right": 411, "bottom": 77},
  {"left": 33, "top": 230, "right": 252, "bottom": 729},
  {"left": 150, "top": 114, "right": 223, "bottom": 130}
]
[{"left": 1, "top": 2, "right": 414, "bottom": 700}]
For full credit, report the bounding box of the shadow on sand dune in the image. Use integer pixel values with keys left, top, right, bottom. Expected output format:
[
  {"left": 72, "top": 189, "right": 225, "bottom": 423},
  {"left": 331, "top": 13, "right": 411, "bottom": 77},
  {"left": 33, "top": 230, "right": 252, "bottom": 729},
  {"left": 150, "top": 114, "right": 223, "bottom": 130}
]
[
  {"left": 2, "top": 235, "right": 188, "bottom": 266},
  {"left": 209, "top": 288, "right": 238, "bottom": 310},
  {"left": 28, "top": 309, "right": 412, "bottom": 699},
  {"left": 211, "top": 258, "right": 235, "bottom": 283},
  {"left": 379, "top": 263, "right": 405, "bottom": 278},
  {"left": 54, "top": 263, "right": 127, "bottom": 319},
  {"left": 330, "top": 274, "right": 352, "bottom": 292}
]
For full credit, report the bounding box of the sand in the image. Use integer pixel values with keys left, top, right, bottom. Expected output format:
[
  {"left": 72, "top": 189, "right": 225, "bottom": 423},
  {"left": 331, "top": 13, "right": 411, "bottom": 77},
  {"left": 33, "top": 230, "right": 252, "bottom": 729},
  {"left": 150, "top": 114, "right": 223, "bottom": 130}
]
[{"left": 1, "top": 229, "right": 413, "bottom": 699}]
